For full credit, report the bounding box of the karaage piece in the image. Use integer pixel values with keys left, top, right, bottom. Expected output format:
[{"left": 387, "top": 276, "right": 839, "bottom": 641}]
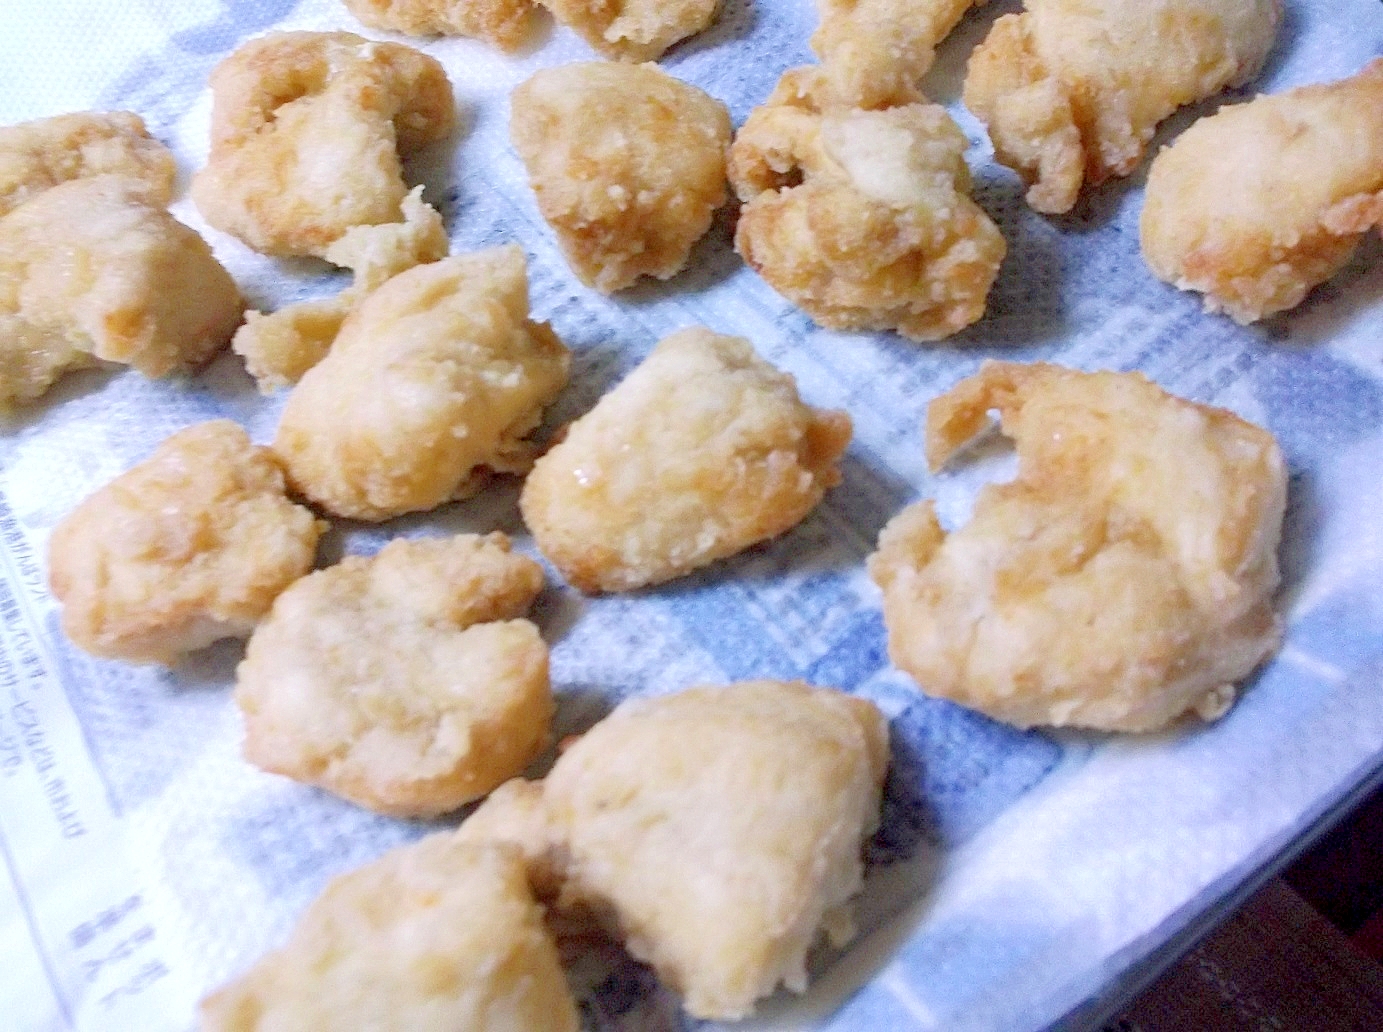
[
  {"left": 540, "top": 681, "right": 888, "bottom": 1021},
  {"left": 48, "top": 421, "right": 323, "bottom": 666},
  {"left": 510, "top": 62, "right": 731, "bottom": 293},
  {"left": 541, "top": 0, "right": 719, "bottom": 62},
  {"left": 869, "top": 362, "right": 1287, "bottom": 732},
  {"left": 1141, "top": 60, "right": 1383, "bottom": 324},
  {"left": 0, "top": 110, "right": 175, "bottom": 217},
  {"left": 192, "top": 31, "right": 454, "bottom": 258},
  {"left": 200, "top": 837, "right": 579, "bottom": 1032},
  {"left": 275, "top": 246, "right": 570, "bottom": 521},
  {"left": 963, "top": 0, "right": 1282, "bottom": 214},
  {"left": 232, "top": 186, "right": 447, "bottom": 391},
  {"left": 235, "top": 534, "right": 550, "bottom": 817},
  {"left": 729, "top": 67, "right": 1005, "bottom": 341},
  {"left": 520, "top": 327, "right": 851, "bottom": 593},
  {"left": 343, "top": 0, "right": 540, "bottom": 51},
  {"left": 812, "top": 0, "right": 986, "bottom": 109},
  {"left": 0, "top": 175, "right": 243, "bottom": 406}
]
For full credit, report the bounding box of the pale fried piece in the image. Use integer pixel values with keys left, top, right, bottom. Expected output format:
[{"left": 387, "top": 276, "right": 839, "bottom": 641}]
[
  {"left": 232, "top": 186, "right": 447, "bottom": 391},
  {"left": 869, "top": 362, "right": 1286, "bottom": 732},
  {"left": 48, "top": 422, "right": 323, "bottom": 666},
  {"left": 235, "top": 534, "right": 550, "bottom": 817},
  {"left": 200, "top": 837, "right": 579, "bottom": 1032},
  {"left": 812, "top": 0, "right": 986, "bottom": 109},
  {"left": 1141, "top": 60, "right": 1383, "bottom": 324},
  {"left": 520, "top": 327, "right": 851, "bottom": 593},
  {"left": 343, "top": 0, "right": 540, "bottom": 51},
  {"left": 0, "top": 175, "right": 243, "bottom": 406},
  {"left": 192, "top": 31, "right": 454, "bottom": 258},
  {"left": 540, "top": 681, "right": 888, "bottom": 1021},
  {"left": 541, "top": 0, "right": 720, "bottom": 62},
  {"left": 963, "top": 0, "right": 1282, "bottom": 214},
  {"left": 275, "top": 246, "right": 570, "bottom": 521},
  {"left": 510, "top": 63, "right": 730, "bottom": 293},
  {"left": 729, "top": 67, "right": 1005, "bottom": 341},
  {"left": 0, "top": 110, "right": 175, "bottom": 217}
]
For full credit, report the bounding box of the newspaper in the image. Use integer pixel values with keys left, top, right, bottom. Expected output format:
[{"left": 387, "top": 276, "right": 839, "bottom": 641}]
[{"left": 1, "top": 1, "right": 1381, "bottom": 1029}]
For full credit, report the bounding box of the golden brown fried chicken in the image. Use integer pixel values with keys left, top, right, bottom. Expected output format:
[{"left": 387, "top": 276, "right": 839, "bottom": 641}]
[
  {"left": 510, "top": 62, "right": 731, "bottom": 293},
  {"left": 519, "top": 327, "right": 851, "bottom": 592},
  {"left": 342, "top": 0, "right": 540, "bottom": 51},
  {"left": 274, "top": 246, "right": 570, "bottom": 521},
  {"left": 963, "top": 0, "right": 1281, "bottom": 213},
  {"left": 869, "top": 362, "right": 1287, "bottom": 732},
  {"left": 48, "top": 421, "right": 323, "bottom": 665},
  {"left": 1141, "top": 59, "right": 1383, "bottom": 323},
  {"left": 729, "top": 67, "right": 1005, "bottom": 341},
  {"left": 541, "top": 0, "right": 720, "bottom": 61},
  {"left": 192, "top": 31, "right": 454, "bottom": 257}
]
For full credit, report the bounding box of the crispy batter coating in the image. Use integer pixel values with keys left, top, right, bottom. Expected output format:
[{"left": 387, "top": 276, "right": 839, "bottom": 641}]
[
  {"left": 343, "top": 0, "right": 540, "bottom": 51},
  {"left": 48, "top": 422, "right": 323, "bottom": 666},
  {"left": 1141, "top": 60, "right": 1383, "bottom": 324},
  {"left": 0, "top": 175, "right": 243, "bottom": 406},
  {"left": 274, "top": 245, "right": 570, "bottom": 521},
  {"left": 812, "top": 0, "right": 986, "bottom": 109},
  {"left": 510, "top": 63, "right": 730, "bottom": 293},
  {"left": 200, "top": 837, "right": 579, "bottom": 1031},
  {"left": 520, "top": 327, "right": 851, "bottom": 593},
  {"left": 232, "top": 186, "right": 447, "bottom": 391},
  {"left": 522, "top": 681, "right": 887, "bottom": 1021},
  {"left": 192, "top": 31, "right": 454, "bottom": 258},
  {"left": 0, "top": 110, "right": 175, "bottom": 217},
  {"left": 729, "top": 67, "right": 1005, "bottom": 341},
  {"left": 541, "top": 0, "right": 720, "bottom": 62},
  {"left": 869, "top": 362, "right": 1287, "bottom": 732},
  {"left": 963, "top": 0, "right": 1281, "bottom": 214},
  {"left": 235, "top": 534, "right": 550, "bottom": 818}
]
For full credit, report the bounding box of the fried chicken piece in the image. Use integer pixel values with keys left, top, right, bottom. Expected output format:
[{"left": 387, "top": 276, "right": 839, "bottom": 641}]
[
  {"left": 0, "top": 175, "right": 243, "bottom": 406},
  {"left": 48, "top": 421, "right": 323, "bottom": 666},
  {"left": 342, "top": 0, "right": 540, "bottom": 51},
  {"left": 192, "top": 31, "right": 454, "bottom": 258},
  {"left": 232, "top": 185, "right": 447, "bottom": 391},
  {"left": 963, "top": 0, "right": 1281, "bottom": 214},
  {"left": 0, "top": 110, "right": 175, "bottom": 217},
  {"left": 729, "top": 67, "right": 1005, "bottom": 341},
  {"left": 456, "top": 681, "right": 887, "bottom": 1021},
  {"left": 811, "top": 0, "right": 987, "bottom": 109},
  {"left": 869, "top": 362, "right": 1286, "bottom": 732},
  {"left": 541, "top": 0, "right": 720, "bottom": 62},
  {"left": 200, "top": 837, "right": 579, "bottom": 1031},
  {"left": 274, "top": 245, "right": 570, "bottom": 521},
  {"left": 510, "top": 62, "right": 730, "bottom": 293},
  {"left": 1141, "top": 59, "right": 1383, "bottom": 324},
  {"left": 520, "top": 327, "right": 851, "bottom": 593},
  {"left": 235, "top": 534, "right": 550, "bottom": 818}
]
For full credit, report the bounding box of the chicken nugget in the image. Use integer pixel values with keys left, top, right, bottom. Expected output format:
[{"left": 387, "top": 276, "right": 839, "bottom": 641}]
[
  {"left": 0, "top": 110, "right": 175, "bottom": 217},
  {"left": 729, "top": 67, "right": 1005, "bottom": 341},
  {"left": 192, "top": 31, "right": 454, "bottom": 258},
  {"left": 200, "top": 836, "right": 579, "bottom": 1031},
  {"left": 542, "top": 0, "right": 720, "bottom": 62},
  {"left": 869, "top": 362, "right": 1286, "bottom": 732},
  {"left": 510, "top": 62, "right": 730, "bottom": 293},
  {"left": 537, "top": 680, "right": 887, "bottom": 1020},
  {"left": 343, "top": 0, "right": 540, "bottom": 51},
  {"left": 48, "top": 421, "right": 323, "bottom": 666},
  {"left": 235, "top": 534, "right": 550, "bottom": 818},
  {"left": 963, "top": 0, "right": 1281, "bottom": 214},
  {"left": 811, "top": 0, "right": 987, "bottom": 109},
  {"left": 1141, "top": 60, "right": 1383, "bottom": 324},
  {"left": 274, "top": 245, "right": 570, "bottom": 521},
  {"left": 519, "top": 327, "right": 851, "bottom": 593},
  {"left": 232, "top": 185, "right": 448, "bottom": 391},
  {"left": 0, "top": 175, "right": 243, "bottom": 406}
]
